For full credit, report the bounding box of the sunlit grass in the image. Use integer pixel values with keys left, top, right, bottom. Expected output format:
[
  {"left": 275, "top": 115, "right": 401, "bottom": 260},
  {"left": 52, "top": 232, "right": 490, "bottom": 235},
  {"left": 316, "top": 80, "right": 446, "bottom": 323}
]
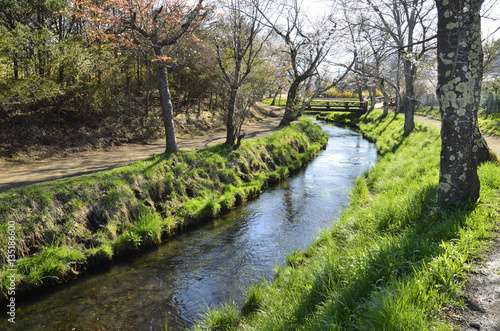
[
  {"left": 192, "top": 302, "right": 240, "bottom": 331},
  {"left": 260, "top": 98, "right": 287, "bottom": 107},
  {"left": 193, "top": 110, "right": 500, "bottom": 330}
]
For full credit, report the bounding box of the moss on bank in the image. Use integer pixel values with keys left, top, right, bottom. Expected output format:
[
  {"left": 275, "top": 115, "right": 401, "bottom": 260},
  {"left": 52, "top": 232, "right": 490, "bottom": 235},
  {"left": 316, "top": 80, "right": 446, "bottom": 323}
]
[
  {"left": 0, "top": 117, "right": 327, "bottom": 297},
  {"left": 193, "top": 110, "right": 500, "bottom": 330}
]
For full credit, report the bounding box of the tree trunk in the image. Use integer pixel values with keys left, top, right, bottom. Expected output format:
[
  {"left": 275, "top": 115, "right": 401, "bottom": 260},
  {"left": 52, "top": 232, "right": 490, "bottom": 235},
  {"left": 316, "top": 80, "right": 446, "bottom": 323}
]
[
  {"left": 280, "top": 81, "right": 300, "bottom": 126},
  {"left": 395, "top": 52, "right": 402, "bottom": 114},
  {"left": 154, "top": 47, "right": 177, "bottom": 152},
  {"left": 226, "top": 86, "right": 238, "bottom": 145},
  {"left": 270, "top": 89, "right": 280, "bottom": 106},
  {"left": 403, "top": 58, "right": 416, "bottom": 135},
  {"left": 368, "top": 86, "right": 376, "bottom": 112},
  {"left": 357, "top": 82, "right": 363, "bottom": 103},
  {"left": 380, "top": 79, "right": 389, "bottom": 117},
  {"left": 13, "top": 55, "right": 19, "bottom": 80},
  {"left": 435, "top": 0, "right": 484, "bottom": 207},
  {"left": 487, "top": 92, "right": 494, "bottom": 115}
]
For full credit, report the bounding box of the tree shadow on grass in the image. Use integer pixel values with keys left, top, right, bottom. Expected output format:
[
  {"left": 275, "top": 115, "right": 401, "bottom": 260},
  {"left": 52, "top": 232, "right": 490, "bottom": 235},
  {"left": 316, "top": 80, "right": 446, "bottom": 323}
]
[{"left": 283, "top": 184, "right": 475, "bottom": 329}]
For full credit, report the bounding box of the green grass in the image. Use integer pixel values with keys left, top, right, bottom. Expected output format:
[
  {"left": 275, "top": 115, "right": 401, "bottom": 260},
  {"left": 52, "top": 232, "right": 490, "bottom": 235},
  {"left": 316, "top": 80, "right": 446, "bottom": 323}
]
[
  {"left": 0, "top": 117, "right": 328, "bottom": 295},
  {"left": 193, "top": 110, "right": 500, "bottom": 330},
  {"left": 310, "top": 111, "right": 365, "bottom": 125},
  {"left": 192, "top": 302, "right": 240, "bottom": 331},
  {"left": 261, "top": 98, "right": 287, "bottom": 107},
  {"left": 478, "top": 111, "right": 500, "bottom": 136},
  {"left": 14, "top": 245, "right": 85, "bottom": 286}
]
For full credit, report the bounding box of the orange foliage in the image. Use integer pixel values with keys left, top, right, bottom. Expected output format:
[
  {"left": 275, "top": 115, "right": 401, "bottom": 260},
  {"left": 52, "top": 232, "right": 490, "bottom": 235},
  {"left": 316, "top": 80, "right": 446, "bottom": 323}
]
[{"left": 69, "top": 0, "right": 209, "bottom": 50}]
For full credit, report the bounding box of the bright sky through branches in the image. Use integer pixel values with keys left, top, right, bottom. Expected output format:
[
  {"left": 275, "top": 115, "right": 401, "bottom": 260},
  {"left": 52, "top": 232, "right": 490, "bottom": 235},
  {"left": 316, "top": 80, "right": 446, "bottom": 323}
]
[{"left": 299, "top": 0, "right": 499, "bottom": 39}]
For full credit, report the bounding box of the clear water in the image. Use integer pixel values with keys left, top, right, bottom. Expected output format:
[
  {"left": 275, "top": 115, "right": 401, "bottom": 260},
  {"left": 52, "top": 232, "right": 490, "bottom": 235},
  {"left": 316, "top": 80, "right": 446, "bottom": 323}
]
[{"left": 2, "top": 120, "right": 377, "bottom": 330}]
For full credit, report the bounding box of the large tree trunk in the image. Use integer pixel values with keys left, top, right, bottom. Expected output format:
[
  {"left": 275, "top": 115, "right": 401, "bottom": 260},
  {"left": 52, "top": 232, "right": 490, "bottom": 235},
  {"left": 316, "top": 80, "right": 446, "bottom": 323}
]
[
  {"left": 280, "top": 81, "right": 300, "bottom": 126},
  {"left": 435, "top": 0, "right": 484, "bottom": 207},
  {"left": 154, "top": 47, "right": 177, "bottom": 152}
]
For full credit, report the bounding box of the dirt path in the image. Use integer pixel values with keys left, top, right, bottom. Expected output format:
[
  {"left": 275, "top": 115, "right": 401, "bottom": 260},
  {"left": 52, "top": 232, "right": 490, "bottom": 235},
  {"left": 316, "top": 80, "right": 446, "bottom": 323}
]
[
  {"left": 0, "top": 108, "right": 284, "bottom": 191},
  {"left": 2, "top": 110, "right": 499, "bottom": 190},
  {"left": 414, "top": 114, "right": 500, "bottom": 157}
]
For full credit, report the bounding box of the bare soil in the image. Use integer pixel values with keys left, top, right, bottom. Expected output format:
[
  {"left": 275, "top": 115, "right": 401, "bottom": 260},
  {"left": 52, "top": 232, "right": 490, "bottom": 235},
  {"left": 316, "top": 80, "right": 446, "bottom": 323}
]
[
  {"left": 450, "top": 233, "right": 500, "bottom": 331},
  {"left": 0, "top": 104, "right": 284, "bottom": 190}
]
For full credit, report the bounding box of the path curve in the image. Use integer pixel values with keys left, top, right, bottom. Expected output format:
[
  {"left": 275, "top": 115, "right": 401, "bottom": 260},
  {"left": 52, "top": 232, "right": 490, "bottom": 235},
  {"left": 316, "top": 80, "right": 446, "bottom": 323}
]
[
  {"left": 0, "top": 108, "right": 284, "bottom": 191},
  {"left": 414, "top": 114, "right": 500, "bottom": 156}
]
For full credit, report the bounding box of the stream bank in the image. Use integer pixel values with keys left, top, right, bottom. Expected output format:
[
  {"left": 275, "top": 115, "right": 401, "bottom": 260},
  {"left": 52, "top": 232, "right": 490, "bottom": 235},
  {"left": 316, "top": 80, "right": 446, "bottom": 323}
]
[
  {"left": 193, "top": 110, "right": 500, "bottom": 330},
  {"left": 0, "top": 118, "right": 327, "bottom": 299},
  {"left": 1, "top": 119, "right": 377, "bottom": 330}
]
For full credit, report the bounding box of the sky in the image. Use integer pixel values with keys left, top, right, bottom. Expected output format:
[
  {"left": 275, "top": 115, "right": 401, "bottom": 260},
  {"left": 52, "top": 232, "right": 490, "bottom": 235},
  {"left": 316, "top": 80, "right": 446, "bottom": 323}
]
[
  {"left": 482, "top": 0, "right": 500, "bottom": 40},
  {"left": 298, "top": 0, "right": 500, "bottom": 40}
]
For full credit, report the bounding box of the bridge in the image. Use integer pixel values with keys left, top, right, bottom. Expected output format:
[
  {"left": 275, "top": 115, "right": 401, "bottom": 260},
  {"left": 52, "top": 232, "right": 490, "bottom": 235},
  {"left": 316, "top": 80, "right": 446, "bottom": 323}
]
[{"left": 304, "top": 100, "right": 368, "bottom": 113}]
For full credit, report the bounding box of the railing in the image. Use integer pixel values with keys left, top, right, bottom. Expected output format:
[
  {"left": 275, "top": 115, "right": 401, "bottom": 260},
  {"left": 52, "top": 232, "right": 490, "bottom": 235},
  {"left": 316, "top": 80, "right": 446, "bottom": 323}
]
[{"left": 304, "top": 100, "right": 368, "bottom": 113}]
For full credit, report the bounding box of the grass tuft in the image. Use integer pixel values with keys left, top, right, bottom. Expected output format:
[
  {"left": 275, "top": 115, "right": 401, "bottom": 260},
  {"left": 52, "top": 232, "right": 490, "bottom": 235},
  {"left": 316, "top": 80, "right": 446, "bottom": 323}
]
[{"left": 192, "top": 302, "right": 240, "bottom": 331}]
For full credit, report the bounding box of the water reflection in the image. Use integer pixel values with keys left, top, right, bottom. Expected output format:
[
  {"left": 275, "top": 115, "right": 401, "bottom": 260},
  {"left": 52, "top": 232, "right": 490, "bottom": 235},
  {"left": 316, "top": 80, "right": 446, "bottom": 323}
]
[{"left": 2, "top": 121, "right": 376, "bottom": 331}]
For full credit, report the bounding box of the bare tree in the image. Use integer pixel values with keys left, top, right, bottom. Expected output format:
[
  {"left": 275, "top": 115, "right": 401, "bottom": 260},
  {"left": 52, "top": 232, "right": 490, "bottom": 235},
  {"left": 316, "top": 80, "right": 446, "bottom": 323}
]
[
  {"left": 256, "top": 0, "right": 338, "bottom": 126},
  {"left": 339, "top": 3, "right": 402, "bottom": 116},
  {"left": 365, "top": 0, "right": 436, "bottom": 135},
  {"left": 212, "top": 0, "right": 271, "bottom": 146}
]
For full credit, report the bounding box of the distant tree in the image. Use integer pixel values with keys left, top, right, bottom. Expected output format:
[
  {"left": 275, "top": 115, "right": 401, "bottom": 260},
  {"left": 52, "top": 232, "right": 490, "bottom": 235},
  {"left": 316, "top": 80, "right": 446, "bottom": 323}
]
[
  {"left": 0, "top": 0, "right": 70, "bottom": 81},
  {"left": 72, "top": 0, "right": 209, "bottom": 152},
  {"left": 483, "top": 38, "right": 500, "bottom": 76},
  {"left": 365, "top": 0, "right": 436, "bottom": 135},
  {"left": 435, "top": 0, "right": 490, "bottom": 207},
  {"left": 339, "top": 3, "right": 400, "bottom": 116},
  {"left": 262, "top": 36, "right": 289, "bottom": 106},
  {"left": 257, "top": 0, "right": 337, "bottom": 126},
  {"left": 212, "top": 0, "right": 271, "bottom": 146}
]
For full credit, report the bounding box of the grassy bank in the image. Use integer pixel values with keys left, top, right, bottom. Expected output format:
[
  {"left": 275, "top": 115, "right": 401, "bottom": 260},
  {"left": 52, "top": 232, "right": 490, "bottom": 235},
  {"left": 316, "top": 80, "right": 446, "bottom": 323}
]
[
  {"left": 0, "top": 118, "right": 327, "bottom": 297},
  {"left": 193, "top": 110, "right": 500, "bottom": 330}
]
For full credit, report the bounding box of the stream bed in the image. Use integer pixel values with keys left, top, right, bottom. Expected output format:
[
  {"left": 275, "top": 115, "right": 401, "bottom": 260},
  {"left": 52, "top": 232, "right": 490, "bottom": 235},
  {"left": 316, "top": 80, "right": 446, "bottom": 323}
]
[{"left": 3, "top": 120, "right": 377, "bottom": 330}]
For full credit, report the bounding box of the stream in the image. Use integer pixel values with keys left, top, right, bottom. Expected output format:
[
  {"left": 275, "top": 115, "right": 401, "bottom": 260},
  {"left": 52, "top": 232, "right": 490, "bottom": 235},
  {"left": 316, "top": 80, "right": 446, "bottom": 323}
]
[{"left": 3, "top": 119, "right": 377, "bottom": 330}]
